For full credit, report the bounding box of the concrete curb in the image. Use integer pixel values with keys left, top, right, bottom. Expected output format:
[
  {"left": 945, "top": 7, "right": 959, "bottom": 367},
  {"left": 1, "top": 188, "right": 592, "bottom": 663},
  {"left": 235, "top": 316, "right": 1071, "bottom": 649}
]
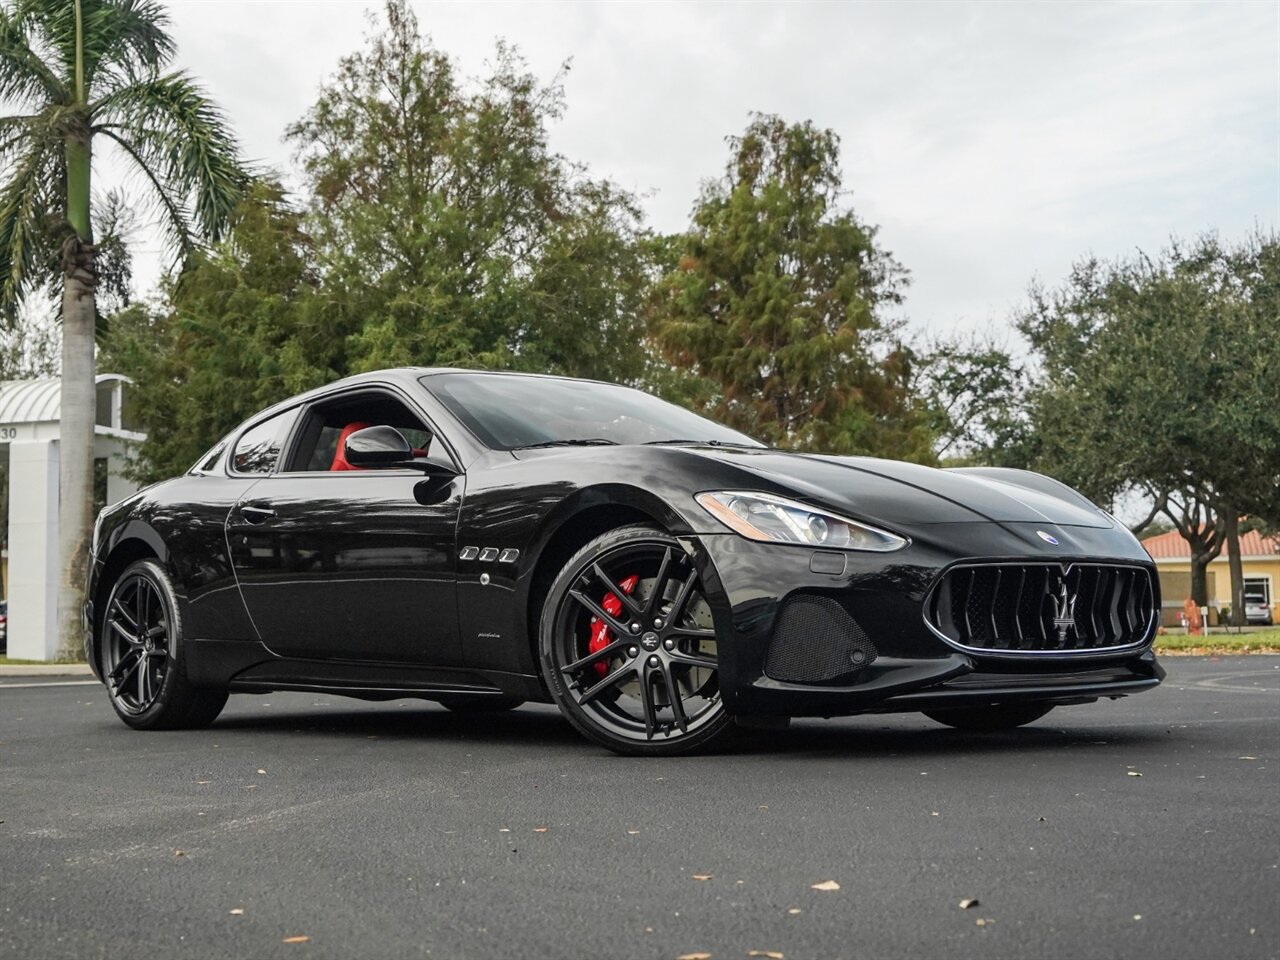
[{"left": 0, "top": 663, "right": 94, "bottom": 677}]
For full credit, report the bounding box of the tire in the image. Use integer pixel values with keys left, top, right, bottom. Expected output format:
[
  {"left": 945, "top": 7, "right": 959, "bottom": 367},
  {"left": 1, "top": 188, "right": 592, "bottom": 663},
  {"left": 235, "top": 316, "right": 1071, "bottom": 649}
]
[
  {"left": 437, "top": 696, "right": 525, "bottom": 713},
  {"left": 924, "top": 702, "right": 1055, "bottom": 732},
  {"left": 99, "top": 559, "right": 228, "bottom": 730},
  {"left": 539, "top": 524, "right": 733, "bottom": 756}
]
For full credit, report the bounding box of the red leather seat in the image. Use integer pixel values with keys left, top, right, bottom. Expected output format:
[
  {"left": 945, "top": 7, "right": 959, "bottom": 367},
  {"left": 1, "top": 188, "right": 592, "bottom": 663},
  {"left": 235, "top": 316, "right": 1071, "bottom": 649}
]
[{"left": 330, "top": 421, "right": 372, "bottom": 471}]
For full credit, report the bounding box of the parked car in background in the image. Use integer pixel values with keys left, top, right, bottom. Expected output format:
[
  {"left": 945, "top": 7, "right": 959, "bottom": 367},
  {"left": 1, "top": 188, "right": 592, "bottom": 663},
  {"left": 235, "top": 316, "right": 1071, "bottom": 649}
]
[
  {"left": 1244, "top": 595, "right": 1274, "bottom": 626},
  {"left": 0, "top": 600, "right": 7, "bottom": 653}
]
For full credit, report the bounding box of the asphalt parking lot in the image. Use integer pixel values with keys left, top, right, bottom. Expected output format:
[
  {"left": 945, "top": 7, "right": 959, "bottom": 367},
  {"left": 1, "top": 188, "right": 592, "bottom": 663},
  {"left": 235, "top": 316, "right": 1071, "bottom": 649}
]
[{"left": 1, "top": 656, "right": 1276, "bottom": 960}]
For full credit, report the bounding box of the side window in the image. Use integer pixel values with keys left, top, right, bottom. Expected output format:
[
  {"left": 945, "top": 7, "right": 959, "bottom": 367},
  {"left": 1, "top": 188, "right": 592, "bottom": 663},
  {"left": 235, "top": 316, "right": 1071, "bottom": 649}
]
[
  {"left": 231, "top": 409, "right": 298, "bottom": 475},
  {"left": 286, "top": 391, "right": 436, "bottom": 473}
]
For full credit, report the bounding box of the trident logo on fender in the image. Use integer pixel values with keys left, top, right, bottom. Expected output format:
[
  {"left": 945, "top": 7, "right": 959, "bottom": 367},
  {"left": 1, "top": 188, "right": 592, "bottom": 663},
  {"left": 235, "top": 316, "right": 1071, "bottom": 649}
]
[{"left": 1051, "top": 578, "right": 1077, "bottom": 644}]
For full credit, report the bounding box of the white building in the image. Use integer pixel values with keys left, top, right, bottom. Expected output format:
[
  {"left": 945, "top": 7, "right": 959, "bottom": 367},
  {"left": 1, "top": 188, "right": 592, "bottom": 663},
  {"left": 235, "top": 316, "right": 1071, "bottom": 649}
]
[{"left": 1, "top": 374, "right": 144, "bottom": 661}]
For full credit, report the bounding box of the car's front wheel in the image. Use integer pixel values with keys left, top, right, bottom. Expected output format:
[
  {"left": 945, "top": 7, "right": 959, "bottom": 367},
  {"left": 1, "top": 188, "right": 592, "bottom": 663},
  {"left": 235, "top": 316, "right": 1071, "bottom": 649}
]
[
  {"left": 100, "top": 559, "right": 228, "bottom": 730},
  {"left": 924, "top": 702, "right": 1055, "bottom": 731},
  {"left": 540, "top": 525, "right": 733, "bottom": 756}
]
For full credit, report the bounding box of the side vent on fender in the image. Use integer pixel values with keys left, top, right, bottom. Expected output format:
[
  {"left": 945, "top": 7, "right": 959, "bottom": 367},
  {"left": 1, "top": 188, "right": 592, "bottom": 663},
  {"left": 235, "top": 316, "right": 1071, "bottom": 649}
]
[{"left": 764, "top": 594, "right": 878, "bottom": 684}]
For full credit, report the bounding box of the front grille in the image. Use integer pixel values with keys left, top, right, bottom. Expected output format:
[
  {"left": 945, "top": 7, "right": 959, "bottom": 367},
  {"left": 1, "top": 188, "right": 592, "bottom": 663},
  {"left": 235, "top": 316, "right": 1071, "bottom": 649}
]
[{"left": 925, "top": 563, "right": 1156, "bottom": 653}]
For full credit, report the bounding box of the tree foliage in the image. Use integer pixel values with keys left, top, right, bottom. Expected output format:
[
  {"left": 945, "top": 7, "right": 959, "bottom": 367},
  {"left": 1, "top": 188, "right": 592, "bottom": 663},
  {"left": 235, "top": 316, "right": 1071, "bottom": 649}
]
[
  {"left": 283, "top": 0, "right": 651, "bottom": 383},
  {"left": 1019, "top": 233, "right": 1280, "bottom": 519},
  {"left": 648, "top": 114, "right": 933, "bottom": 460},
  {"left": 102, "top": 182, "right": 329, "bottom": 479},
  {"left": 911, "top": 334, "right": 1033, "bottom": 465}
]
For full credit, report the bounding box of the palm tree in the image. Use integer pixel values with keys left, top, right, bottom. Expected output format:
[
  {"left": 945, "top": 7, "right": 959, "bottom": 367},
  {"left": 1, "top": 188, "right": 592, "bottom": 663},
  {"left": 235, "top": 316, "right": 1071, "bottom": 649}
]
[{"left": 0, "top": 0, "right": 247, "bottom": 658}]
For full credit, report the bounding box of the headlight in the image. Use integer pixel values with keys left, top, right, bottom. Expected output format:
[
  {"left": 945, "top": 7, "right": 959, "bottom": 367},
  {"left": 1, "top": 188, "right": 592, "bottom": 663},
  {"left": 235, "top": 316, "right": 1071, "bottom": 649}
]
[{"left": 695, "top": 491, "right": 907, "bottom": 551}]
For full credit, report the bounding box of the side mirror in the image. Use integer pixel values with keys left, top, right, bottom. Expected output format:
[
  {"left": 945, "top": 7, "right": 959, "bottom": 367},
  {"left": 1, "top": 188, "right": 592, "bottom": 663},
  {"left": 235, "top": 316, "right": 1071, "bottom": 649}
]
[
  {"left": 343, "top": 425, "right": 413, "bottom": 467},
  {"left": 343, "top": 425, "right": 459, "bottom": 476}
]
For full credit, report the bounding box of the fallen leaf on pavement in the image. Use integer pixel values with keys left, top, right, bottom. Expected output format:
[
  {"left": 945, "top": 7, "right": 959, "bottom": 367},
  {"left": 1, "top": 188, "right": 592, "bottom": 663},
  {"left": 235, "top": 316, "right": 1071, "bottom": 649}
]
[
  {"left": 747, "top": 951, "right": 784, "bottom": 959},
  {"left": 282, "top": 935, "right": 310, "bottom": 944},
  {"left": 787, "top": 908, "right": 801, "bottom": 915},
  {"left": 627, "top": 830, "right": 640, "bottom": 835},
  {"left": 195, "top": 780, "right": 211, "bottom": 785},
  {"left": 229, "top": 908, "right": 244, "bottom": 916},
  {"left": 975, "top": 918, "right": 990, "bottom": 927},
  {"left": 1127, "top": 771, "right": 1143, "bottom": 777},
  {"left": 257, "top": 769, "right": 267, "bottom": 775},
  {"left": 1238, "top": 756, "right": 1257, "bottom": 760},
  {"left": 676, "top": 953, "right": 711, "bottom": 960},
  {"left": 959, "top": 898, "right": 979, "bottom": 909},
  {"left": 533, "top": 827, "right": 548, "bottom": 833},
  {"left": 174, "top": 850, "right": 185, "bottom": 858},
  {"left": 811, "top": 880, "right": 840, "bottom": 892},
  {"left": 692, "top": 874, "right": 713, "bottom": 881}
]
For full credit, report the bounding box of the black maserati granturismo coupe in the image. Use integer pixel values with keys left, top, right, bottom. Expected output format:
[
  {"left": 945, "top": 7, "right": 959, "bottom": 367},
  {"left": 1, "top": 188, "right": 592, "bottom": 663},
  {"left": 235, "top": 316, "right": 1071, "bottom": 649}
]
[{"left": 85, "top": 368, "right": 1163, "bottom": 754}]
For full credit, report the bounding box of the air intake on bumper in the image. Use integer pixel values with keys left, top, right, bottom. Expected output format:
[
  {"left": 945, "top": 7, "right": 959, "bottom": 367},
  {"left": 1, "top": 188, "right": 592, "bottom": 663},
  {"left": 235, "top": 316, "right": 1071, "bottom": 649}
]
[{"left": 765, "top": 594, "right": 878, "bottom": 683}]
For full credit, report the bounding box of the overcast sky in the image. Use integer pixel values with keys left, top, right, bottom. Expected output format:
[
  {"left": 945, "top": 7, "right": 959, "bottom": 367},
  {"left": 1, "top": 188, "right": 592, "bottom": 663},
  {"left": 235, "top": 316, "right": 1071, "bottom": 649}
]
[{"left": 120, "top": 0, "right": 1278, "bottom": 341}]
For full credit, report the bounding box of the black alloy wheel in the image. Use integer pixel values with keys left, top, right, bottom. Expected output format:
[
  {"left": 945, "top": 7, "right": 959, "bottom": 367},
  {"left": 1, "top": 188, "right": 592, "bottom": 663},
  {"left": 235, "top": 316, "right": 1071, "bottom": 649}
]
[
  {"left": 540, "top": 524, "right": 733, "bottom": 755},
  {"left": 924, "top": 702, "right": 1055, "bottom": 731},
  {"left": 101, "top": 559, "right": 227, "bottom": 730}
]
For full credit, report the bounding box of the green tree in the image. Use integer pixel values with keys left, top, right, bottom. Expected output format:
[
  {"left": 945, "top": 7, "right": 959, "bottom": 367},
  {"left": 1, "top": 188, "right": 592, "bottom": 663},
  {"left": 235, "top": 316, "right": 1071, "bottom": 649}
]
[
  {"left": 0, "top": 0, "right": 247, "bottom": 656},
  {"left": 648, "top": 114, "right": 932, "bottom": 460},
  {"left": 102, "top": 183, "right": 328, "bottom": 482},
  {"left": 1018, "top": 233, "right": 1280, "bottom": 620},
  {"left": 285, "top": 0, "right": 651, "bottom": 383},
  {"left": 911, "top": 334, "right": 1033, "bottom": 465}
]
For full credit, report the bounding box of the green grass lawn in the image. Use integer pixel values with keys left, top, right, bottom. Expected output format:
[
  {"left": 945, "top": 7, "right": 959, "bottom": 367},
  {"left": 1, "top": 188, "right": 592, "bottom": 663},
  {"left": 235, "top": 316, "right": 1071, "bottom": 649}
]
[
  {"left": 1155, "top": 628, "right": 1280, "bottom": 654},
  {"left": 0, "top": 654, "right": 89, "bottom": 665}
]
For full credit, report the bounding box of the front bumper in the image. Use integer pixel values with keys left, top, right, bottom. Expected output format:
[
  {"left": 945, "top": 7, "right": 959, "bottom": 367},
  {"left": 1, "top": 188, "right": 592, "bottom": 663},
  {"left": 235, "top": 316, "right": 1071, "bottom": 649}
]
[{"left": 688, "top": 529, "right": 1164, "bottom": 718}]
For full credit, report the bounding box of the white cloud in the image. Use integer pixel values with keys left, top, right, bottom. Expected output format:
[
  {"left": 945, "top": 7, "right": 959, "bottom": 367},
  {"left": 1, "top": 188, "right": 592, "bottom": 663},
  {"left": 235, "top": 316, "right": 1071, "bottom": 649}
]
[{"left": 115, "top": 0, "right": 1277, "bottom": 338}]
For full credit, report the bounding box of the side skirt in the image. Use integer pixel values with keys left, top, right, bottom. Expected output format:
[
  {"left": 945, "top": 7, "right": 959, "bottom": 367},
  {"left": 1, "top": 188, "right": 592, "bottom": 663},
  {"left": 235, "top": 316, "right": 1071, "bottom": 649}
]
[{"left": 184, "top": 638, "right": 550, "bottom": 702}]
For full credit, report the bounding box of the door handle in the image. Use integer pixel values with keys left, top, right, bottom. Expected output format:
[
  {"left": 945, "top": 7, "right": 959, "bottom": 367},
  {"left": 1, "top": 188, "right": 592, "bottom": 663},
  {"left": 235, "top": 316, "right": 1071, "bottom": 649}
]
[{"left": 239, "top": 504, "right": 276, "bottom": 524}]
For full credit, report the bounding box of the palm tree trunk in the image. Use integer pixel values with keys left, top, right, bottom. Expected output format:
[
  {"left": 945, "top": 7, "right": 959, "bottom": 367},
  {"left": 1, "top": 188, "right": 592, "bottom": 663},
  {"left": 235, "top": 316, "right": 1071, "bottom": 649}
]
[
  {"left": 56, "top": 121, "right": 96, "bottom": 661},
  {"left": 57, "top": 242, "right": 95, "bottom": 660}
]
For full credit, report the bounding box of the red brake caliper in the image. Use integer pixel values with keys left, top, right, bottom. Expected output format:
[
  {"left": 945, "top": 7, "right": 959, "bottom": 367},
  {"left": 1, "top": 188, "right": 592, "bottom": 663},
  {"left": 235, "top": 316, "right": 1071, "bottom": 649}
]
[{"left": 589, "top": 574, "right": 639, "bottom": 676}]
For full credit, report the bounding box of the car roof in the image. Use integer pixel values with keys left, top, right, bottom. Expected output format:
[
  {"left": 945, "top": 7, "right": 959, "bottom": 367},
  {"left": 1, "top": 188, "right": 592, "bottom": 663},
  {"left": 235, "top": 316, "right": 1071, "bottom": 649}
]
[{"left": 242, "top": 367, "right": 622, "bottom": 431}]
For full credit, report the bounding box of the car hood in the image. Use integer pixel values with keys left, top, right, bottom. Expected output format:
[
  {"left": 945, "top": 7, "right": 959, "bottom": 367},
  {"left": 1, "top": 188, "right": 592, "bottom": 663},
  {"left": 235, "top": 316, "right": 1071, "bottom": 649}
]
[{"left": 688, "top": 448, "right": 1113, "bottom": 529}]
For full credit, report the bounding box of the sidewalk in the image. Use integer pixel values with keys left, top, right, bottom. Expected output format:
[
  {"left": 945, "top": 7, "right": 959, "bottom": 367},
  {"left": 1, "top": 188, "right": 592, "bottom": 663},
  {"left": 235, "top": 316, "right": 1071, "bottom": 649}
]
[{"left": 0, "top": 663, "right": 94, "bottom": 677}]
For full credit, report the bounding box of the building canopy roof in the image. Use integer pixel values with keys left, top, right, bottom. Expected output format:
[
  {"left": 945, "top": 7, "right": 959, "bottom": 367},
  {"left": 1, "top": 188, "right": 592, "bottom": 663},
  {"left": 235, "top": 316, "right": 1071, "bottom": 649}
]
[
  {"left": 0, "top": 378, "right": 63, "bottom": 423},
  {"left": 1142, "top": 527, "right": 1280, "bottom": 560},
  {"left": 0, "top": 374, "right": 139, "bottom": 435}
]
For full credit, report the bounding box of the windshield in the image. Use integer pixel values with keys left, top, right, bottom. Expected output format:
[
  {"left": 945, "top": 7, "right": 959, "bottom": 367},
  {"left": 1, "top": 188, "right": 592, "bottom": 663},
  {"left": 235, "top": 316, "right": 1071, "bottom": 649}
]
[{"left": 422, "top": 373, "right": 762, "bottom": 451}]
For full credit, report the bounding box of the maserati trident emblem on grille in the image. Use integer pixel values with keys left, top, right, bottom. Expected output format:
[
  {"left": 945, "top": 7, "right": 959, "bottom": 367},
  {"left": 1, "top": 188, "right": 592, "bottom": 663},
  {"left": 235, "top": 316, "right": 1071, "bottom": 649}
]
[{"left": 1051, "top": 579, "right": 1077, "bottom": 643}]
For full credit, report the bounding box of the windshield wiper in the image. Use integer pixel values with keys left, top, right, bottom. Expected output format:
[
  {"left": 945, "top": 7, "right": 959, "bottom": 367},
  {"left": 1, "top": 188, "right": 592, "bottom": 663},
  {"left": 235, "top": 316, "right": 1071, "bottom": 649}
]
[
  {"left": 512, "top": 438, "right": 619, "bottom": 450},
  {"left": 642, "top": 439, "right": 754, "bottom": 448}
]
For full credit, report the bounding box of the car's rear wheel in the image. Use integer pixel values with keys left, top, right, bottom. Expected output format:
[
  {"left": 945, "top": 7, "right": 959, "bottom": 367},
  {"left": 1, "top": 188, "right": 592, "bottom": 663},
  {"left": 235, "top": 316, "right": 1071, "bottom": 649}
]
[
  {"left": 100, "top": 559, "right": 228, "bottom": 730},
  {"left": 540, "top": 524, "right": 733, "bottom": 756},
  {"left": 924, "top": 702, "right": 1055, "bottom": 731}
]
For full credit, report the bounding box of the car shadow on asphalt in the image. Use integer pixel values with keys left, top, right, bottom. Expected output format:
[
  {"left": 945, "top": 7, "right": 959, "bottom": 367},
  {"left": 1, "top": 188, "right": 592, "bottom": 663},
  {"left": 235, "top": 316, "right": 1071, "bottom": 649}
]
[
  {"left": 728, "top": 721, "right": 1171, "bottom": 760},
  {"left": 203, "top": 701, "right": 1167, "bottom": 759}
]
